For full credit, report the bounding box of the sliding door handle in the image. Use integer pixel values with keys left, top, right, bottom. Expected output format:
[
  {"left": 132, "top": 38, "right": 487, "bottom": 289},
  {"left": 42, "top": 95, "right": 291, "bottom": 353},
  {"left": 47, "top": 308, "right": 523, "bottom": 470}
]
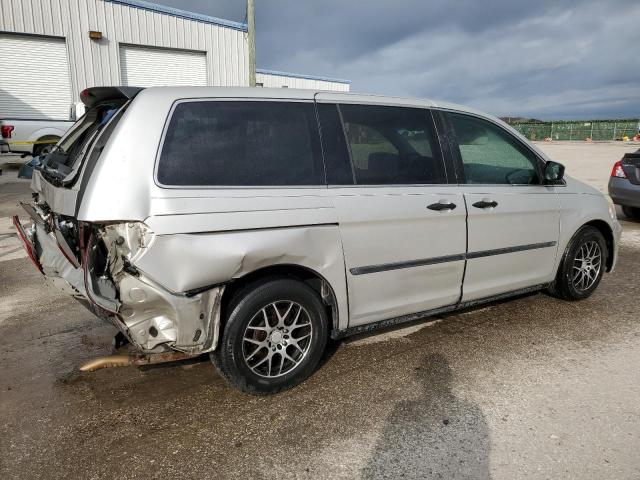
[
  {"left": 427, "top": 201, "right": 457, "bottom": 211},
  {"left": 472, "top": 200, "right": 498, "bottom": 209}
]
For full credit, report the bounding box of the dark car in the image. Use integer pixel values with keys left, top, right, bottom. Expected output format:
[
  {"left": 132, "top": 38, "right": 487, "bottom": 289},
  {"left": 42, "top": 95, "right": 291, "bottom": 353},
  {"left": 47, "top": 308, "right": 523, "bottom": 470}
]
[{"left": 609, "top": 148, "right": 640, "bottom": 219}]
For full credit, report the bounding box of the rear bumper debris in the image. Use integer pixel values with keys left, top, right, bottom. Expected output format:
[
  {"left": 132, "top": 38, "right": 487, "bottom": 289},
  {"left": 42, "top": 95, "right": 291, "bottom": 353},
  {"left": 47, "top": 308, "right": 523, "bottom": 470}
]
[
  {"left": 14, "top": 203, "right": 226, "bottom": 356},
  {"left": 79, "top": 351, "right": 199, "bottom": 372}
]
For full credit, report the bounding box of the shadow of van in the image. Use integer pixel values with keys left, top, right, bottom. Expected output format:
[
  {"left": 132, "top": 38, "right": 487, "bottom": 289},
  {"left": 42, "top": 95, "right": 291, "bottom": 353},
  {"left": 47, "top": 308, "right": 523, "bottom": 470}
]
[{"left": 362, "top": 353, "right": 491, "bottom": 479}]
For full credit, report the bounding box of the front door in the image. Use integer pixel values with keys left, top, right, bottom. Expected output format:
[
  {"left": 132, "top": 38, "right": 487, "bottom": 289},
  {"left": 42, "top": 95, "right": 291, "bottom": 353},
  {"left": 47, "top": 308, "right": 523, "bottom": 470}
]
[
  {"left": 317, "top": 102, "right": 467, "bottom": 327},
  {"left": 445, "top": 112, "right": 561, "bottom": 302}
]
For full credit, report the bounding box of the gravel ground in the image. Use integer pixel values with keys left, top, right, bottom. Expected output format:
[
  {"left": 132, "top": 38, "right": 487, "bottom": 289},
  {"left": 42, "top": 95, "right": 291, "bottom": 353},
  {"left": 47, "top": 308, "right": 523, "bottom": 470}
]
[{"left": 1, "top": 143, "right": 639, "bottom": 479}]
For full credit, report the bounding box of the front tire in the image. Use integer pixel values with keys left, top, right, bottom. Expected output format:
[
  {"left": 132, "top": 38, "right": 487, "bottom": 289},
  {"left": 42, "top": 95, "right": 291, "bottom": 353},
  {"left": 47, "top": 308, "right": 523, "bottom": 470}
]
[
  {"left": 549, "top": 226, "right": 607, "bottom": 301},
  {"left": 212, "top": 278, "right": 328, "bottom": 395}
]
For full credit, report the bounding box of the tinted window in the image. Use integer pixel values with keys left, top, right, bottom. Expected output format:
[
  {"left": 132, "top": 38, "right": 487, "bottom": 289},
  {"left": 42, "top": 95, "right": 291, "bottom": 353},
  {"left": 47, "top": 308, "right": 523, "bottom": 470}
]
[
  {"left": 316, "top": 103, "right": 354, "bottom": 184},
  {"left": 339, "top": 104, "right": 445, "bottom": 185},
  {"left": 158, "top": 101, "right": 324, "bottom": 186},
  {"left": 449, "top": 113, "right": 540, "bottom": 185}
]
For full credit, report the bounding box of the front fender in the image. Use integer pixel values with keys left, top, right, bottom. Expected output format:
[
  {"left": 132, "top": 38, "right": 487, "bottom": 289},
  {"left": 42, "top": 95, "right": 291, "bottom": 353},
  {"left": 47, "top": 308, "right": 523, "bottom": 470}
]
[{"left": 556, "top": 191, "right": 620, "bottom": 272}]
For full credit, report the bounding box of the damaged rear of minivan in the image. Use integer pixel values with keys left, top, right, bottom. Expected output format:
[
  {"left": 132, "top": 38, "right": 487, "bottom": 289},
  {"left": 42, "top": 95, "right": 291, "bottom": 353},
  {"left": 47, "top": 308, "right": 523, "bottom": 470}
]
[
  {"left": 14, "top": 86, "right": 344, "bottom": 395},
  {"left": 13, "top": 86, "right": 225, "bottom": 366}
]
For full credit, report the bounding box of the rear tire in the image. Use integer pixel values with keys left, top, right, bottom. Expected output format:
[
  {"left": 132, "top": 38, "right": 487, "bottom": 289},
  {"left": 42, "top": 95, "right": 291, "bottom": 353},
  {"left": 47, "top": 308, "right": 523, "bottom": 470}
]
[
  {"left": 622, "top": 206, "right": 640, "bottom": 219},
  {"left": 548, "top": 226, "right": 607, "bottom": 301},
  {"left": 33, "top": 137, "right": 59, "bottom": 157},
  {"left": 212, "top": 278, "right": 328, "bottom": 395}
]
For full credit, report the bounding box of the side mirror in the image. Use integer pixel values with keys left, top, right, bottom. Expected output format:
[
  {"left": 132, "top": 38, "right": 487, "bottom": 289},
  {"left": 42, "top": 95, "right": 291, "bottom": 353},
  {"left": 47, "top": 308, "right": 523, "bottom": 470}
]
[{"left": 543, "top": 161, "right": 565, "bottom": 184}]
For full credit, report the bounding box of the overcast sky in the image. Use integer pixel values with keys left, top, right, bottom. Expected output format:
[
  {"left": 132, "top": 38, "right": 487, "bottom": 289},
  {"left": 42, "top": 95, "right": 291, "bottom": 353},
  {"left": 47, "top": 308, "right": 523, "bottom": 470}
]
[{"left": 147, "top": 0, "right": 639, "bottom": 120}]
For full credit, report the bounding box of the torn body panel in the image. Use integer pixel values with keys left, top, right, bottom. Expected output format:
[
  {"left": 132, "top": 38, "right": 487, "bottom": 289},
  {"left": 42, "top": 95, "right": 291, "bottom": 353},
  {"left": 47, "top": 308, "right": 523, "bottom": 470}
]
[
  {"left": 101, "top": 223, "right": 226, "bottom": 353},
  {"left": 20, "top": 203, "right": 345, "bottom": 355},
  {"left": 31, "top": 170, "right": 80, "bottom": 217},
  {"left": 114, "top": 272, "right": 224, "bottom": 353},
  {"left": 131, "top": 224, "right": 349, "bottom": 331},
  {"left": 20, "top": 207, "right": 226, "bottom": 354}
]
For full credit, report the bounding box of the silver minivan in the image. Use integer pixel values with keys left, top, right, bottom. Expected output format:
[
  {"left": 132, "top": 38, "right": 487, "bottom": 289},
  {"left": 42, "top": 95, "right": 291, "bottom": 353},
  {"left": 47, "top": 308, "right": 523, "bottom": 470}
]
[{"left": 14, "top": 86, "right": 621, "bottom": 394}]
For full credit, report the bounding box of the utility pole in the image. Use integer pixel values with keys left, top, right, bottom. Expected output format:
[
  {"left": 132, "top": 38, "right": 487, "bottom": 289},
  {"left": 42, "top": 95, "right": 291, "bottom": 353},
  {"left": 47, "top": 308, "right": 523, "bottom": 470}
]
[{"left": 247, "top": 0, "right": 256, "bottom": 87}]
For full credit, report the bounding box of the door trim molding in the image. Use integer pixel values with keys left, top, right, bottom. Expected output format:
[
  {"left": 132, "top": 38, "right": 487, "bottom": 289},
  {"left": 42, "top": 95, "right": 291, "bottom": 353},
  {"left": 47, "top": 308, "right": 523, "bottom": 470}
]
[
  {"left": 465, "top": 241, "right": 557, "bottom": 259},
  {"left": 349, "top": 253, "right": 466, "bottom": 275},
  {"left": 349, "top": 241, "right": 557, "bottom": 276}
]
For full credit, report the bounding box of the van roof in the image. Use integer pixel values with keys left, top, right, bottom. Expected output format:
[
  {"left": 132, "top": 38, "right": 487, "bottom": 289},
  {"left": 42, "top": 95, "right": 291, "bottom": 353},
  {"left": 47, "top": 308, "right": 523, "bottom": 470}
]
[{"left": 134, "top": 86, "right": 484, "bottom": 117}]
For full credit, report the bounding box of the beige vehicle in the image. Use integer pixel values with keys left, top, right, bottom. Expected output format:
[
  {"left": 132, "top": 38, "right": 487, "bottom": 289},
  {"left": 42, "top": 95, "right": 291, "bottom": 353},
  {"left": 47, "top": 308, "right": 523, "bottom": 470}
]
[
  {"left": 0, "top": 103, "right": 85, "bottom": 155},
  {"left": 14, "top": 86, "right": 621, "bottom": 394}
]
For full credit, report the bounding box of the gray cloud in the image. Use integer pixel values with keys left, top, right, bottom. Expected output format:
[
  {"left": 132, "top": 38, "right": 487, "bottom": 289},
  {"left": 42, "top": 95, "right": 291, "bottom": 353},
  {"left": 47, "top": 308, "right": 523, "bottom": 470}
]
[{"left": 147, "top": 0, "right": 640, "bottom": 119}]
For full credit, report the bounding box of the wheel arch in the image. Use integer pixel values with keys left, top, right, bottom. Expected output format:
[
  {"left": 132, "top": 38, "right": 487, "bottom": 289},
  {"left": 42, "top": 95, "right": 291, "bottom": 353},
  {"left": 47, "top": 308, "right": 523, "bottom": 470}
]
[
  {"left": 583, "top": 219, "right": 614, "bottom": 272},
  {"left": 29, "top": 126, "right": 66, "bottom": 142},
  {"left": 35, "top": 134, "right": 61, "bottom": 142},
  {"left": 28, "top": 127, "right": 65, "bottom": 152},
  {"left": 220, "top": 264, "right": 341, "bottom": 333},
  {"left": 33, "top": 134, "right": 61, "bottom": 154}
]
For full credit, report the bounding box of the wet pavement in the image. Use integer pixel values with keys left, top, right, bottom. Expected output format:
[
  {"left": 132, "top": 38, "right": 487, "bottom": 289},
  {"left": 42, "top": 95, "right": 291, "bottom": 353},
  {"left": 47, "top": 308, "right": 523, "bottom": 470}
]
[{"left": 1, "top": 144, "right": 640, "bottom": 479}]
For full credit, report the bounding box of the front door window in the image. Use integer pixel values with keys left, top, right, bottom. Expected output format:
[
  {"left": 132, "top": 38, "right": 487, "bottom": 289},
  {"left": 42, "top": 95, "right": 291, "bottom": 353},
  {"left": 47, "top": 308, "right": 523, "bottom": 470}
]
[{"left": 449, "top": 113, "right": 541, "bottom": 185}]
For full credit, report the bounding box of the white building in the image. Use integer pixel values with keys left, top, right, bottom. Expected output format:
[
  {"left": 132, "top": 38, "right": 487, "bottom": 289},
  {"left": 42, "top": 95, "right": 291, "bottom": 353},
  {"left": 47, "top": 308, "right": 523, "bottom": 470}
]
[
  {"left": 256, "top": 69, "right": 350, "bottom": 92},
  {"left": 0, "top": 0, "right": 351, "bottom": 120}
]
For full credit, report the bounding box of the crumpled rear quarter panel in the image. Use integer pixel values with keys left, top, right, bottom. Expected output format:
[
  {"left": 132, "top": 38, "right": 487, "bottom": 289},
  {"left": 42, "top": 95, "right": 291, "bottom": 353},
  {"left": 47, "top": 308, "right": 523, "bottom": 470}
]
[{"left": 133, "top": 224, "right": 349, "bottom": 330}]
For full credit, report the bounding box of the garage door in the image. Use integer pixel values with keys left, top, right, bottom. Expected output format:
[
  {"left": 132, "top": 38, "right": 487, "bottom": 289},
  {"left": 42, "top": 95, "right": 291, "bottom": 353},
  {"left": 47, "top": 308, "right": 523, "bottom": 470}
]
[
  {"left": 120, "top": 45, "right": 207, "bottom": 87},
  {"left": 0, "top": 34, "right": 72, "bottom": 120}
]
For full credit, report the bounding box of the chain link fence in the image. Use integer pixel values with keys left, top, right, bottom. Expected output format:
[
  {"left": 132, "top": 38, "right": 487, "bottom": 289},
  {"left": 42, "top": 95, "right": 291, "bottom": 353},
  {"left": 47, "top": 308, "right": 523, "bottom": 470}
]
[{"left": 508, "top": 120, "right": 640, "bottom": 141}]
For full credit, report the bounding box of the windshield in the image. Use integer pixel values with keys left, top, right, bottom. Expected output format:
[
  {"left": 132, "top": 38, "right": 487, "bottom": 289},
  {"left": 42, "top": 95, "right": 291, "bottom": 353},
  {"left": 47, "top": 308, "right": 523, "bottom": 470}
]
[{"left": 39, "top": 103, "right": 122, "bottom": 185}]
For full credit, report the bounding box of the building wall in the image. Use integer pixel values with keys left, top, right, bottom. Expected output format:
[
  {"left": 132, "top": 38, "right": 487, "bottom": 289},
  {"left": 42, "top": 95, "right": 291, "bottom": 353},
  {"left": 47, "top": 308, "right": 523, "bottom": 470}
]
[
  {"left": 256, "top": 70, "right": 350, "bottom": 92},
  {"left": 0, "top": 0, "right": 249, "bottom": 101}
]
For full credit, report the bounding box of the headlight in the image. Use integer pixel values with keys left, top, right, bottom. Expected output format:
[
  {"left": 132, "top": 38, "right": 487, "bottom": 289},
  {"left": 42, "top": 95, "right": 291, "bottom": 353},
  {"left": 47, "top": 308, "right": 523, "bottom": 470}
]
[{"left": 605, "top": 195, "right": 617, "bottom": 220}]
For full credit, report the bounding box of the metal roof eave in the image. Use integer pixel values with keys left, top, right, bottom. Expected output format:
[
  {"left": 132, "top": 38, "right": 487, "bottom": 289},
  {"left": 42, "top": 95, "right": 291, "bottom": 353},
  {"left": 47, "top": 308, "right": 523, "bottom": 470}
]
[
  {"left": 104, "top": 0, "right": 248, "bottom": 31},
  {"left": 256, "top": 68, "right": 352, "bottom": 85}
]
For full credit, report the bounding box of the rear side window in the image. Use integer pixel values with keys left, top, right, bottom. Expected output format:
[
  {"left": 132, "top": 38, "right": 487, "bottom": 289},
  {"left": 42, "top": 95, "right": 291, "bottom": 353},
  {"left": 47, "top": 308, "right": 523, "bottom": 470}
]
[
  {"left": 157, "top": 101, "right": 324, "bottom": 186},
  {"left": 448, "top": 113, "right": 541, "bottom": 185},
  {"left": 339, "top": 104, "right": 446, "bottom": 185}
]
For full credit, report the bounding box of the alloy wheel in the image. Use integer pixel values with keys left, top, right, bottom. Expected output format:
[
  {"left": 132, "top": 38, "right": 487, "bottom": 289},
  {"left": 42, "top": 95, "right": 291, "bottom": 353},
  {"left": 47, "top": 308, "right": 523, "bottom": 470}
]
[
  {"left": 572, "top": 240, "right": 602, "bottom": 291},
  {"left": 242, "top": 301, "right": 313, "bottom": 378}
]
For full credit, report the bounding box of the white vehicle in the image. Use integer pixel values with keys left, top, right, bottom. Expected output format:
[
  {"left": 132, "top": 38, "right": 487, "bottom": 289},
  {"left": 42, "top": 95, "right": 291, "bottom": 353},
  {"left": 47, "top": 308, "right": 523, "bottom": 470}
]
[
  {"left": 14, "top": 86, "right": 621, "bottom": 395},
  {"left": 0, "top": 103, "right": 85, "bottom": 155}
]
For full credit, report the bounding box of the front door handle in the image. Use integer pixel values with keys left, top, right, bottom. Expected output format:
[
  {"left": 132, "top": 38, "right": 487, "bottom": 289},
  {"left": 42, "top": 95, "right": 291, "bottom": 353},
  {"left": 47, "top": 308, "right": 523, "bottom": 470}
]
[
  {"left": 427, "top": 201, "right": 457, "bottom": 211},
  {"left": 472, "top": 200, "right": 498, "bottom": 209}
]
